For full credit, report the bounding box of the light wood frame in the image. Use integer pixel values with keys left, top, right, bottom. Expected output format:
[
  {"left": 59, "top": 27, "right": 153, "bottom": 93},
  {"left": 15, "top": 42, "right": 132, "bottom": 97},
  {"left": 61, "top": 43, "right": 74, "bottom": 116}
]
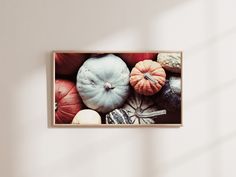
[{"left": 51, "top": 51, "right": 183, "bottom": 128}]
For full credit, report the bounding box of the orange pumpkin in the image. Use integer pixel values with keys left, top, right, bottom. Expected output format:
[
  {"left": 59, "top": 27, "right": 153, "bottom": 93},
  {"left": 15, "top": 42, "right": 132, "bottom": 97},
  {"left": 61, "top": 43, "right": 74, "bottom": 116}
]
[{"left": 130, "top": 60, "right": 166, "bottom": 96}]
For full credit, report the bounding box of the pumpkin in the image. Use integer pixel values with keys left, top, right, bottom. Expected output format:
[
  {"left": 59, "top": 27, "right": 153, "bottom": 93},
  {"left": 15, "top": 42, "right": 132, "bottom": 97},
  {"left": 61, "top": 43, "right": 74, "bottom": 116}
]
[
  {"left": 112, "top": 93, "right": 166, "bottom": 124},
  {"left": 55, "top": 53, "right": 87, "bottom": 75},
  {"left": 76, "top": 54, "right": 130, "bottom": 113},
  {"left": 90, "top": 53, "right": 107, "bottom": 58},
  {"left": 157, "top": 52, "right": 181, "bottom": 73},
  {"left": 130, "top": 60, "right": 166, "bottom": 96},
  {"left": 118, "top": 53, "right": 157, "bottom": 66},
  {"left": 106, "top": 109, "right": 132, "bottom": 124},
  {"left": 72, "top": 109, "right": 101, "bottom": 124},
  {"left": 156, "top": 79, "right": 181, "bottom": 112},
  {"left": 55, "top": 79, "right": 84, "bottom": 124}
]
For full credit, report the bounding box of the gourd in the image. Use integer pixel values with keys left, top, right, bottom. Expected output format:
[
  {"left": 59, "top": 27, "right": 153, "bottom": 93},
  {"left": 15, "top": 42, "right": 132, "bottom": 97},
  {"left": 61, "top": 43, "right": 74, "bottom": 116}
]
[
  {"left": 106, "top": 109, "right": 132, "bottom": 124},
  {"left": 130, "top": 60, "right": 166, "bottom": 96},
  {"left": 157, "top": 52, "right": 181, "bottom": 73},
  {"left": 76, "top": 54, "right": 130, "bottom": 113},
  {"left": 106, "top": 93, "right": 166, "bottom": 124},
  {"left": 118, "top": 53, "right": 157, "bottom": 66},
  {"left": 55, "top": 53, "right": 87, "bottom": 75},
  {"left": 169, "top": 76, "right": 181, "bottom": 95},
  {"left": 72, "top": 109, "right": 101, "bottom": 124},
  {"left": 156, "top": 78, "right": 181, "bottom": 112},
  {"left": 55, "top": 79, "right": 84, "bottom": 124}
]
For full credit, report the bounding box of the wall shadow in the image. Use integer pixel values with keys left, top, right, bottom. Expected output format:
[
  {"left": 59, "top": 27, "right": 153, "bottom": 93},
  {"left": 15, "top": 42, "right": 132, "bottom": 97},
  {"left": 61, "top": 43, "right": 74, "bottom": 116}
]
[
  {"left": 151, "top": 130, "right": 236, "bottom": 175},
  {"left": 46, "top": 52, "right": 54, "bottom": 128}
]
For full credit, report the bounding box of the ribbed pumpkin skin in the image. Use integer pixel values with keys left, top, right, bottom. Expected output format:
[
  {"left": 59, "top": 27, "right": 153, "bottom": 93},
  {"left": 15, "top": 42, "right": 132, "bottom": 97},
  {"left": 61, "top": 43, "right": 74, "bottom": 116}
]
[
  {"left": 130, "top": 60, "right": 166, "bottom": 96},
  {"left": 122, "top": 93, "right": 166, "bottom": 124},
  {"left": 118, "top": 53, "right": 157, "bottom": 66},
  {"left": 55, "top": 79, "right": 83, "bottom": 124},
  {"left": 55, "top": 53, "right": 87, "bottom": 75},
  {"left": 76, "top": 54, "right": 130, "bottom": 113}
]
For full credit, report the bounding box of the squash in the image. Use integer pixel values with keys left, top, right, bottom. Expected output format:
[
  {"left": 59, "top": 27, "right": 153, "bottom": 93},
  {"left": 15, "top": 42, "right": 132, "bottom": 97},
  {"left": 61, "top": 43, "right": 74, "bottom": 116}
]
[
  {"left": 55, "top": 53, "right": 87, "bottom": 75},
  {"left": 107, "top": 93, "right": 166, "bottom": 124},
  {"left": 156, "top": 79, "right": 181, "bottom": 112},
  {"left": 55, "top": 79, "right": 84, "bottom": 124},
  {"left": 157, "top": 52, "right": 181, "bottom": 73},
  {"left": 72, "top": 109, "right": 101, "bottom": 124},
  {"left": 169, "top": 76, "right": 181, "bottom": 95},
  {"left": 106, "top": 109, "right": 132, "bottom": 124},
  {"left": 130, "top": 60, "right": 166, "bottom": 96},
  {"left": 76, "top": 54, "right": 130, "bottom": 113},
  {"left": 118, "top": 53, "right": 157, "bottom": 66}
]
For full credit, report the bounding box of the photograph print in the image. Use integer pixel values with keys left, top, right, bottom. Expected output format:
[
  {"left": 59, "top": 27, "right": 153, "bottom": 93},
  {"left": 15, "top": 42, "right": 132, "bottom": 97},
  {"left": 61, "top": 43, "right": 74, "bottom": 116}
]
[{"left": 53, "top": 52, "right": 182, "bottom": 127}]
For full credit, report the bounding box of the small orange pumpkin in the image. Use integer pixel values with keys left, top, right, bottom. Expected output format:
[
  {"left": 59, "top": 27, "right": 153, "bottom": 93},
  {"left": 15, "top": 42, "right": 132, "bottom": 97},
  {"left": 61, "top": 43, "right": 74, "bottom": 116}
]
[{"left": 130, "top": 60, "right": 166, "bottom": 96}]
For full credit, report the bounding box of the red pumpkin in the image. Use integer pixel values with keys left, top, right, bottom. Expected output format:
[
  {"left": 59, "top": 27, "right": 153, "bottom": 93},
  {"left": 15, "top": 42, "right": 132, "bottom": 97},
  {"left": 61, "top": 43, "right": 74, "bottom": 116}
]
[
  {"left": 90, "top": 53, "right": 107, "bottom": 58},
  {"left": 118, "top": 53, "right": 157, "bottom": 66},
  {"left": 55, "top": 53, "right": 87, "bottom": 75},
  {"left": 55, "top": 79, "right": 83, "bottom": 124}
]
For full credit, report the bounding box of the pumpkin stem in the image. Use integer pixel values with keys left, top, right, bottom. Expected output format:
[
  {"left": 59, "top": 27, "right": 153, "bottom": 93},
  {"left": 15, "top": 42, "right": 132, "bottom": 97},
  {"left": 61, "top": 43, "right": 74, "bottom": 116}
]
[
  {"left": 135, "top": 109, "right": 166, "bottom": 118},
  {"left": 104, "top": 82, "right": 115, "bottom": 90},
  {"left": 144, "top": 73, "right": 157, "bottom": 83}
]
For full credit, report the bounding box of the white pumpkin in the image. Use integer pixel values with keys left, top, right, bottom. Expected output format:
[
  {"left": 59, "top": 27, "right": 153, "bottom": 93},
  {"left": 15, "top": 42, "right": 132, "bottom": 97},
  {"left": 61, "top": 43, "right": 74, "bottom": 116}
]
[
  {"left": 76, "top": 54, "right": 130, "bottom": 113},
  {"left": 122, "top": 93, "right": 166, "bottom": 124},
  {"left": 72, "top": 109, "right": 101, "bottom": 124}
]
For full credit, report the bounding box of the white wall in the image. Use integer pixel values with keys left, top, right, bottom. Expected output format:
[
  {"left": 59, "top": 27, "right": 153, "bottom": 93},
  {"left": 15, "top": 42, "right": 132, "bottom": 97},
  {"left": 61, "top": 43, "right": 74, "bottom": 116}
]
[{"left": 1, "top": 0, "right": 236, "bottom": 177}]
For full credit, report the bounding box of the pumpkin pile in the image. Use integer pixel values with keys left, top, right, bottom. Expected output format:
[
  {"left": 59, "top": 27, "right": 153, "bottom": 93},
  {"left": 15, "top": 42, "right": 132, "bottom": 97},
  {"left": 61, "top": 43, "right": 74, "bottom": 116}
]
[{"left": 54, "top": 52, "right": 182, "bottom": 125}]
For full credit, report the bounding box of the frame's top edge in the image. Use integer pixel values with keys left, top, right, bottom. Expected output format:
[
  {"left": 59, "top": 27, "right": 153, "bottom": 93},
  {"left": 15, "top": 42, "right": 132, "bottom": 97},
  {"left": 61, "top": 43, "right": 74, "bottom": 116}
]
[{"left": 52, "top": 50, "right": 183, "bottom": 53}]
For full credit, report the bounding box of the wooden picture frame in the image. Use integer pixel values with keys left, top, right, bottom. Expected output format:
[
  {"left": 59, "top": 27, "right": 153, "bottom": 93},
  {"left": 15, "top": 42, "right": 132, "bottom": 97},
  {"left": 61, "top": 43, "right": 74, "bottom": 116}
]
[{"left": 52, "top": 51, "right": 182, "bottom": 127}]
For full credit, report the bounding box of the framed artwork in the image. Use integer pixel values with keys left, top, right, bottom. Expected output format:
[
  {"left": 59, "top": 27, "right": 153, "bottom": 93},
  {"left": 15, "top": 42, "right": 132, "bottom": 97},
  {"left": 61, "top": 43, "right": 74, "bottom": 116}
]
[{"left": 52, "top": 51, "right": 182, "bottom": 127}]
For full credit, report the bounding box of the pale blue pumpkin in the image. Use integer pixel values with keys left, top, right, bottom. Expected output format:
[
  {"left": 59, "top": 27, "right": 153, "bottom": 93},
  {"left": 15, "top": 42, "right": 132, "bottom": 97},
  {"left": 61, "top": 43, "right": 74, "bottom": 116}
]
[{"left": 76, "top": 54, "right": 130, "bottom": 113}]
